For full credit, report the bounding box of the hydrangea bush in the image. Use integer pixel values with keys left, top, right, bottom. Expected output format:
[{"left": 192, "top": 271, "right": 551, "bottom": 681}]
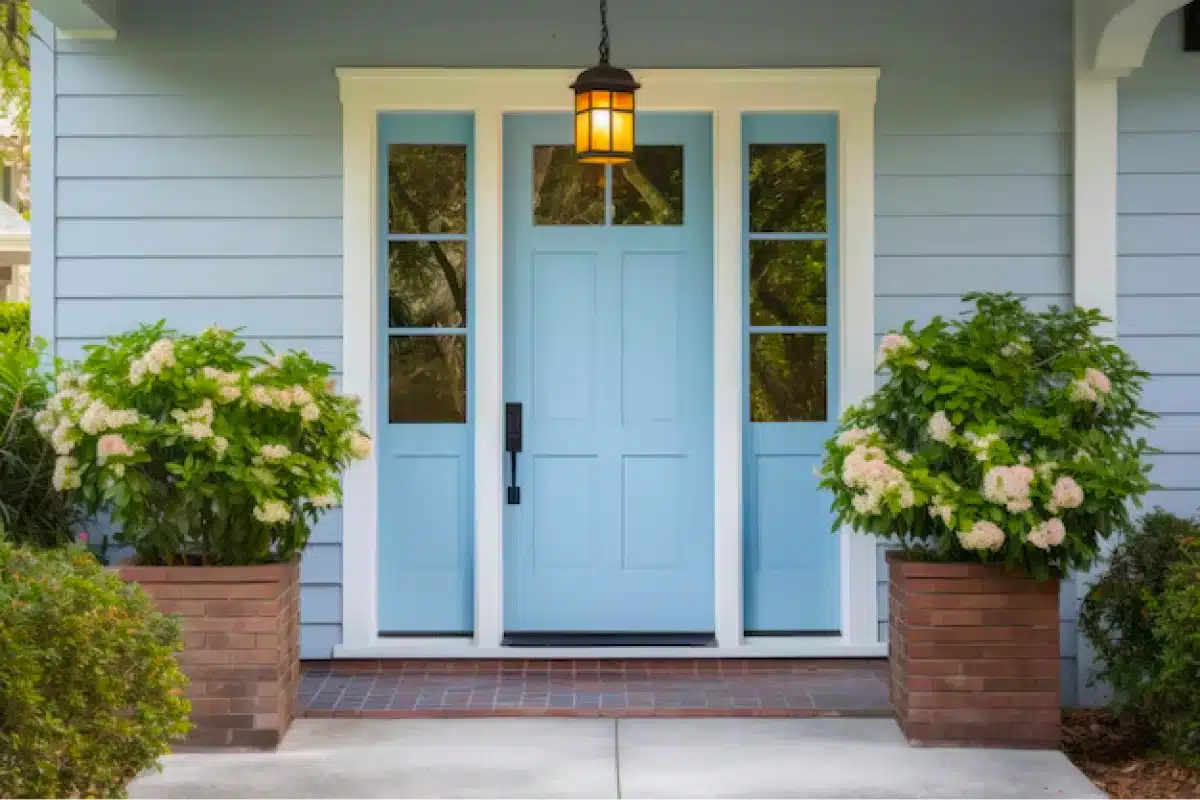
[
  {"left": 819, "top": 293, "right": 1155, "bottom": 577},
  {"left": 35, "top": 323, "right": 372, "bottom": 566}
]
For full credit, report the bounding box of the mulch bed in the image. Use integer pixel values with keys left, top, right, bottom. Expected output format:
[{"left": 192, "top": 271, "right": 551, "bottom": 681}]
[{"left": 1063, "top": 710, "right": 1200, "bottom": 798}]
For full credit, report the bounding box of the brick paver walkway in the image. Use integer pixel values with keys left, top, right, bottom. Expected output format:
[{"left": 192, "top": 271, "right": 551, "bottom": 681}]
[{"left": 297, "top": 659, "right": 890, "bottom": 718}]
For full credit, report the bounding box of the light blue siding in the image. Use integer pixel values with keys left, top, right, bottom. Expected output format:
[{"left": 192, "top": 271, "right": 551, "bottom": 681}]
[
  {"left": 42, "top": 0, "right": 1077, "bottom": 659},
  {"left": 1119, "top": 12, "right": 1200, "bottom": 518}
]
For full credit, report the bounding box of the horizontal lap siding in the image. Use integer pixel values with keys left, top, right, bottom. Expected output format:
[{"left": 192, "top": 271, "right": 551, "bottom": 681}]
[
  {"left": 1118, "top": 14, "right": 1200, "bottom": 523},
  {"left": 53, "top": 0, "right": 1073, "bottom": 660},
  {"left": 54, "top": 11, "right": 347, "bottom": 657}
]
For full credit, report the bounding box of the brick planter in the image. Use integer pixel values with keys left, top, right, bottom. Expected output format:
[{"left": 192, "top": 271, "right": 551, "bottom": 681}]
[
  {"left": 116, "top": 560, "right": 300, "bottom": 748},
  {"left": 887, "top": 552, "right": 1060, "bottom": 749}
]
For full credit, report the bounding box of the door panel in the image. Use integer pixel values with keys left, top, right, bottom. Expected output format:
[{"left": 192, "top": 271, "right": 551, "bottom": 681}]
[
  {"left": 503, "top": 113, "right": 714, "bottom": 633},
  {"left": 743, "top": 113, "right": 841, "bottom": 634},
  {"left": 376, "top": 113, "right": 474, "bottom": 634}
]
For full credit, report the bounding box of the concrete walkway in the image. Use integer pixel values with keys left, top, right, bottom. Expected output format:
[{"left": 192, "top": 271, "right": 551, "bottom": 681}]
[{"left": 129, "top": 718, "right": 1105, "bottom": 799}]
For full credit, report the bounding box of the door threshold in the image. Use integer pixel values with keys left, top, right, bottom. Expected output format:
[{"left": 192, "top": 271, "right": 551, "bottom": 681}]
[{"left": 502, "top": 632, "right": 716, "bottom": 648}]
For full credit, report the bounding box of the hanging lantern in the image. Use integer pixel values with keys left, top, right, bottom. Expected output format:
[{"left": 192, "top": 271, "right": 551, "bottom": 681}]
[{"left": 571, "top": 0, "right": 639, "bottom": 164}]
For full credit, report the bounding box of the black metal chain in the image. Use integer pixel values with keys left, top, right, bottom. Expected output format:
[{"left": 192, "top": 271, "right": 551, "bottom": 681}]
[{"left": 598, "top": 0, "right": 611, "bottom": 64}]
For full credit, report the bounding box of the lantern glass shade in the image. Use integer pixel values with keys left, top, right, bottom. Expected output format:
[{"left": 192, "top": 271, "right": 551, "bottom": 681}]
[{"left": 573, "top": 87, "right": 637, "bottom": 164}]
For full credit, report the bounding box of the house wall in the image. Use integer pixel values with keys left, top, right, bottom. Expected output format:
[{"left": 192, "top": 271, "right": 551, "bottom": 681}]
[
  {"left": 40, "top": 0, "right": 1077, "bottom": 667},
  {"left": 1119, "top": 14, "right": 1200, "bottom": 519}
]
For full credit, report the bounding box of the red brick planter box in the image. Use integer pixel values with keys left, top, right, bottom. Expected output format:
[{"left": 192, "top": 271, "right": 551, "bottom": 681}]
[
  {"left": 116, "top": 560, "right": 300, "bottom": 748},
  {"left": 887, "top": 552, "right": 1061, "bottom": 749}
]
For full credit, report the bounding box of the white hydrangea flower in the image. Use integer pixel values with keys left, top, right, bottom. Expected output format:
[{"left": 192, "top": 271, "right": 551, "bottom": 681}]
[
  {"left": 300, "top": 403, "right": 320, "bottom": 422},
  {"left": 105, "top": 408, "right": 139, "bottom": 429},
  {"left": 259, "top": 443, "right": 291, "bottom": 461},
  {"left": 927, "top": 411, "right": 953, "bottom": 443},
  {"left": 51, "top": 420, "right": 76, "bottom": 455},
  {"left": 52, "top": 456, "right": 81, "bottom": 491},
  {"left": 248, "top": 385, "right": 274, "bottom": 407},
  {"left": 181, "top": 421, "right": 214, "bottom": 440},
  {"left": 1085, "top": 368, "right": 1112, "bottom": 395},
  {"left": 212, "top": 436, "right": 229, "bottom": 457},
  {"left": 309, "top": 494, "right": 337, "bottom": 508},
  {"left": 1046, "top": 475, "right": 1085, "bottom": 514},
  {"left": 57, "top": 371, "right": 77, "bottom": 390},
  {"left": 929, "top": 499, "right": 954, "bottom": 526},
  {"left": 958, "top": 520, "right": 1005, "bottom": 551},
  {"left": 34, "top": 409, "right": 56, "bottom": 436},
  {"left": 877, "top": 333, "right": 914, "bottom": 363},
  {"left": 982, "top": 465, "right": 1036, "bottom": 513},
  {"left": 218, "top": 385, "right": 242, "bottom": 403},
  {"left": 915, "top": 359, "right": 930, "bottom": 371},
  {"left": 349, "top": 432, "right": 372, "bottom": 460},
  {"left": 836, "top": 427, "right": 874, "bottom": 448},
  {"left": 128, "top": 359, "right": 148, "bottom": 386},
  {"left": 78, "top": 399, "right": 112, "bottom": 436},
  {"left": 1069, "top": 379, "right": 1098, "bottom": 404},
  {"left": 96, "top": 433, "right": 134, "bottom": 464},
  {"left": 896, "top": 450, "right": 914, "bottom": 464},
  {"left": 291, "top": 386, "right": 313, "bottom": 406},
  {"left": 253, "top": 500, "right": 290, "bottom": 525},
  {"left": 1027, "top": 518, "right": 1067, "bottom": 551}
]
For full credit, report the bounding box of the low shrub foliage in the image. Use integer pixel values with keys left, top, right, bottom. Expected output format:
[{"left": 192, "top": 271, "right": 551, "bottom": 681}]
[
  {"left": 1081, "top": 510, "right": 1200, "bottom": 766},
  {"left": 0, "top": 540, "right": 191, "bottom": 798}
]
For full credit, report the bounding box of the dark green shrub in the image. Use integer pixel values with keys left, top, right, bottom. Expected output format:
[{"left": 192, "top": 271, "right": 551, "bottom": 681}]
[
  {"left": 1145, "top": 551, "right": 1200, "bottom": 766},
  {"left": 0, "top": 540, "right": 191, "bottom": 799},
  {"left": 0, "top": 331, "right": 80, "bottom": 547},
  {"left": 1079, "top": 509, "right": 1200, "bottom": 758},
  {"left": 0, "top": 300, "right": 29, "bottom": 343}
]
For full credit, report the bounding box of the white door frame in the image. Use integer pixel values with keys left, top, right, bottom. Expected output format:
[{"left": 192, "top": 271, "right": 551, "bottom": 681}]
[{"left": 335, "top": 68, "right": 883, "bottom": 658}]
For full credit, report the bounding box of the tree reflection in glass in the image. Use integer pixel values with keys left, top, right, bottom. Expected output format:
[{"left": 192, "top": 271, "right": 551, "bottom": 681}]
[
  {"left": 388, "top": 336, "right": 466, "bottom": 423},
  {"left": 533, "top": 146, "right": 605, "bottom": 225},
  {"left": 749, "top": 144, "right": 826, "bottom": 233},
  {"left": 750, "top": 334, "right": 827, "bottom": 422},
  {"left": 614, "top": 146, "right": 684, "bottom": 225},
  {"left": 388, "top": 145, "right": 467, "bottom": 234},
  {"left": 749, "top": 241, "right": 826, "bottom": 327},
  {"left": 388, "top": 242, "right": 466, "bottom": 329}
]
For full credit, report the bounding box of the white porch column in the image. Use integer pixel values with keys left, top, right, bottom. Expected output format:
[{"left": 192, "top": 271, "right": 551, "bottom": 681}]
[
  {"left": 712, "top": 106, "right": 744, "bottom": 649},
  {"left": 473, "top": 106, "right": 505, "bottom": 648}
]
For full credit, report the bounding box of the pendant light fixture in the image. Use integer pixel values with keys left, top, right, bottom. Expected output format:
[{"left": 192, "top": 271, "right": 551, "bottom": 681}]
[{"left": 571, "top": 0, "right": 639, "bottom": 164}]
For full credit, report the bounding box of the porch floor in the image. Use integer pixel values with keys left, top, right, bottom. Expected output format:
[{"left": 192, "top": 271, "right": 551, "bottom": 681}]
[{"left": 297, "top": 659, "right": 891, "bottom": 718}]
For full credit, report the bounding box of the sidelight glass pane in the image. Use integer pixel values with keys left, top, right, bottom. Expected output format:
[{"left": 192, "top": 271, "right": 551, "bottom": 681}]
[
  {"left": 387, "top": 241, "right": 467, "bottom": 328},
  {"left": 749, "top": 333, "right": 827, "bottom": 422},
  {"left": 388, "top": 335, "right": 467, "bottom": 423},
  {"left": 749, "top": 240, "right": 827, "bottom": 326},
  {"left": 748, "top": 144, "right": 827, "bottom": 233},
  {"left": 388, "top": 144, "right": 468, "bottom": 234},
  {"left": 613, "top": 145, "right": 684, "bottom": 225},
  {"left": 533, "top": 145, "right": 605, "bottom": 225}
]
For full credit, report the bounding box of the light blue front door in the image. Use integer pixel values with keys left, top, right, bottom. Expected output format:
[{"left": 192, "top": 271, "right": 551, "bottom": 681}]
[{"left": 503, "top": 113, "right": 714, "bottom": 633}]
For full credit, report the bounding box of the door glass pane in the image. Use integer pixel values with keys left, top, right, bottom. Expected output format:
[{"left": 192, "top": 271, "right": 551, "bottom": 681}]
[
  {"left": 749, "top": 241, "right": 827, "bottom": 326},
  {"left": 533, "top": 145, "right": 605, "bottom": 225},
  {"left": 613, "top": 145, "right": 684, "bottom": 225},
  {"left": 388, "top": 241, "right": 467, "bottom": 328},
  {"left": 388, "top": 145, "right": 468, "bottom": 234},
  {"left": 748, "top": 144, "right": 826, "bottom": 233},
  {"left": 388, "top": 335, "right": 467, "bottom": 423},
  {"left": 749, "top": 333, "right": 827, "bottom": 422}
]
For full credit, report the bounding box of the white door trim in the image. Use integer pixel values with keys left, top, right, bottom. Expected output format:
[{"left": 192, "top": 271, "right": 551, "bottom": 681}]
[{"left": 336, "top": 67, "right": 882, "bottom": 657}]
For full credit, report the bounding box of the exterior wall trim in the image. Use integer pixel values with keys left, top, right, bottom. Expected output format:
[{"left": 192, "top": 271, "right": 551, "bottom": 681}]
[
  {"left": 336, "top": 67, "right": 881, "bottom": 657},
  {"left": 30, "top": 12, "right": 56, "bottom": 353}
]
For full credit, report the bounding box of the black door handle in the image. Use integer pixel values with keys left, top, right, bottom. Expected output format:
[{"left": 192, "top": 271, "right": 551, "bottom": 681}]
[{"left": 505, "top": 403, "right": 522, "bottom": 504}]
